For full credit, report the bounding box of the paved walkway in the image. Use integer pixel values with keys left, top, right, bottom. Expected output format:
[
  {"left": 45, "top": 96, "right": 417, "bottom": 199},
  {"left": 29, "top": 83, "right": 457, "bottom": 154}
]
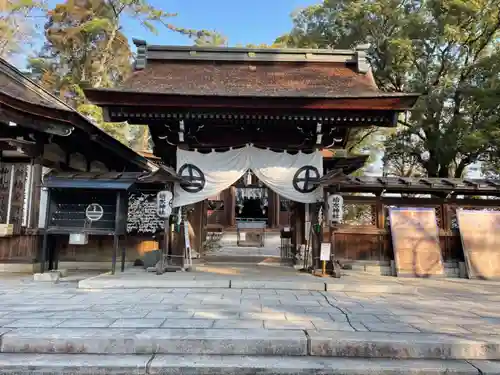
[
  {"left": 1, "top": 268, "right": 500, "bottom": 373},
  {"left": 0, "top": 267, "right": 499, "bottom": 335}
]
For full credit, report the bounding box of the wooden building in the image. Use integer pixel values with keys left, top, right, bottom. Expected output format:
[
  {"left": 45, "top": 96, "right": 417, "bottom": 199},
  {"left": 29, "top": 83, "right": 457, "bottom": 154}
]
[
  {"left": 85, "top": 41, "right": 418, "bottom": 245},
  {"left": 0, "top": 57, "right": 157, "bottom": 272}
]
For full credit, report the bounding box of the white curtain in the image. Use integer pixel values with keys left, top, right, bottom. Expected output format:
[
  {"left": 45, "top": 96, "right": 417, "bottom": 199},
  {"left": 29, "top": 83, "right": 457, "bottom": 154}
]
[
  {"left": 250, "top": 148, "right": 323, "bottom": 204},
  {"left": 173, "top": 146, "right": 323, "bottom": 207},
  {"left": 173, "top": 147, "right": 248, "bottom": 207}
]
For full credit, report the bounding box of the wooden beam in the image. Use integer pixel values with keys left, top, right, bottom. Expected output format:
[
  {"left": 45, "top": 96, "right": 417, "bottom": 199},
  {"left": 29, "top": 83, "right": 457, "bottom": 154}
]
[{"left": 86, "top": 90, "right": 418, "bottom": 112}]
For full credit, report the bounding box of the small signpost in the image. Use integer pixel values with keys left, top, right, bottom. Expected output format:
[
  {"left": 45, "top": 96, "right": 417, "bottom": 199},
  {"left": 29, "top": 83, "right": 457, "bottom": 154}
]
[
  {"left": 320, "top": 242, "right": 331, "bottom": 275},
  {"left": 156, "top": 190, "right": 173, "bottom": 275}
]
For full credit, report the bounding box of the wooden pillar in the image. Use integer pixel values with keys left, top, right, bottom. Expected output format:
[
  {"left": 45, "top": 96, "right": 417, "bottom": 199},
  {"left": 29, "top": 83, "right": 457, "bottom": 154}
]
[
  {"left": 375, "top": 194, "right": 385, "bottom": 261},
  {"left": 224, "top": 187, "right": 236, "bottom": 227},
  {"left": 190, "top": 201, "right": 204, "bottom": 254},
  {"left": 291, "top": 202, "right": 304, "bottom": 251},
  {"left": 375, "top": 194, "right": 385, "bottom": 229},
  {"left": 267, "top": 190, "right": 280, "bottom": 228},
  {"left": 440, "top": 201, "right": 451, "bottom": 260}
]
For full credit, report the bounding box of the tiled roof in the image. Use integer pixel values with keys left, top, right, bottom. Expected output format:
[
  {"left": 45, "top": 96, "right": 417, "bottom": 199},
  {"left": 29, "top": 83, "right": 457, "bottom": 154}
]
[
  {"left": 103, "top": 41, "right": 390, "bottom": 98},
  {"left": 0, "top": 59, "right": 69, "bottom": 110},
  {"left": 116, "top": 60, "right": 380, "bottom": 98},
  {"left": 324, "top": 175, "right": 500, "bottom": 195}
]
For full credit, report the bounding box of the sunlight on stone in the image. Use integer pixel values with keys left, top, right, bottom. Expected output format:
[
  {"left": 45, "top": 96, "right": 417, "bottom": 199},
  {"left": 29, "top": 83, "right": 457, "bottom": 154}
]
[
  {"left": 196, "top": 266, "right": 241, "bottom": 276},
  {"left": 195, "top": 311, "right": 224, "bottom": 319}
]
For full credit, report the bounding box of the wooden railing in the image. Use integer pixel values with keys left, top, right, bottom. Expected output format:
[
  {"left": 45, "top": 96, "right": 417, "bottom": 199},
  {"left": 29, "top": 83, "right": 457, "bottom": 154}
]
[{"left": 325, "top": 225, "right": 464, "bottom": 262}]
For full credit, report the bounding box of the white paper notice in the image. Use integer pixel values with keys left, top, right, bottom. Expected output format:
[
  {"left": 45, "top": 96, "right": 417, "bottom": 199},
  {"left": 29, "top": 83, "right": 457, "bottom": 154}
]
[{"left": 320, "top": 242, "right": 331, "bottom": 261}]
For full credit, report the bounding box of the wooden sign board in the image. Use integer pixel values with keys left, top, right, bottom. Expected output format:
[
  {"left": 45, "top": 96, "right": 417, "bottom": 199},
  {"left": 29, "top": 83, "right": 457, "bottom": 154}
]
[
  {"left": 456, "top": 210, "right": 500, "bottom": 280},
  {"left": 388, "top": 207, "right": 444, "bottom": 278}
]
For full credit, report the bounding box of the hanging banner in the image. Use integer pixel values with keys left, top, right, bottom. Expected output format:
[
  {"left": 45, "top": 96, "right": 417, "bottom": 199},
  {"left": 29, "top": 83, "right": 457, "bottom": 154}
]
[
  {"left": 251, "top": 147, "right": 323, "bottom": 205},
  {"left": 388, "top": 207, "right": 444, "bottom": 278},
  {"left": 173, "top": 146, "right": 323, "bottom": 207},
  {"left": 457, "top": 210, "right": 500, "bottom": 280}
]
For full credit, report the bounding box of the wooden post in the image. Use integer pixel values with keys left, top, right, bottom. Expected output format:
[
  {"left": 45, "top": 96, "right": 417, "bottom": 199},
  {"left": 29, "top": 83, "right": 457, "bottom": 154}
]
[
  {"left": 224, "top": 187, "right": 236, "bottom": 227},
  {"left": 40, "top": 188, "right": 51, "bottom": 274},
  {"left": 121, "top": 237, "right": 127, "bottom": 272},
  {"left": 268, "top": 190, "right": 280, "bottom": 229},
  {"left": 112, "top": 234, "right": 118, "bottom": 275},
  {"left": 111, "top": 191, "right": 121, "bottom": 275},
  {"left": 375, "top": 193, "right": 385, "bottom": 260}
]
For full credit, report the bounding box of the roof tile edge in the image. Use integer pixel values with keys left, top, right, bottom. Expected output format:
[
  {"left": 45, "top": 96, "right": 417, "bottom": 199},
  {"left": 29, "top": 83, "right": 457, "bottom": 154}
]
[{"left": 131, "top": 39, "right": 372, "bottom": 73}]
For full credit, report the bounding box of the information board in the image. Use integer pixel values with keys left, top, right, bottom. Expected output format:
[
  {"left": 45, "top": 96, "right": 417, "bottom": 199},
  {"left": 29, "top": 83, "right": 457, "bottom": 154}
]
[
  {"left": 388, "top": 207, "right": 444, "bottom": 277},
  {"left": 456, "top": 210, "right": 500, "bottom": 280},
  {"left": 320, "top": 242, "right": 331, "bottom": 261}
]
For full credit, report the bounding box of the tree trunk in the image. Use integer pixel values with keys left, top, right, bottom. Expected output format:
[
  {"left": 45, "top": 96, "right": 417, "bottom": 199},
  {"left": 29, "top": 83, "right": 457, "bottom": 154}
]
[
  {"left": 438, "top": 165, "right": 450, "bottom": 178},
  {"left": 92, "top": 26, "right": 118, "bottom": 88}
]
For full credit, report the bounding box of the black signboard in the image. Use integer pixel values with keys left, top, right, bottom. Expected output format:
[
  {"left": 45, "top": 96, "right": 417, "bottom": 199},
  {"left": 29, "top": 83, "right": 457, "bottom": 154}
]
[
  {"left": 47, "top": 189, "right": 128, "bottom": 234},
  {"left": 127, "top": 192, "right": 165, "bottom": 235}
]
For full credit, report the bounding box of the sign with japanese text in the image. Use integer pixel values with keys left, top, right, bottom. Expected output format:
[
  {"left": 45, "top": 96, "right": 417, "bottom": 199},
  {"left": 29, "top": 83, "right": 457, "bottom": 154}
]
[
  {"left": 389, "top": 207, "right": 444, "bottom": 277},
  {"left": 457, "top": 210, "right": 500, "bottom": 280},
  {"left": 328, "top": 194, "right": 344, "bottom": 223},
  {"left": 320, "top": 242, "right": 331, "bottom": 261}
]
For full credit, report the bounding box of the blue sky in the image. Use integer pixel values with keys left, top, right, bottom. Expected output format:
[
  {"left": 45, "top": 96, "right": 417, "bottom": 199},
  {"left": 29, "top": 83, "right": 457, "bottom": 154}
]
[
  {"left": 41, "top": 0, "right": 320, "bottom": 48},
  {"left": 121, "top": 0, "right": 320, "bottom": 46}
]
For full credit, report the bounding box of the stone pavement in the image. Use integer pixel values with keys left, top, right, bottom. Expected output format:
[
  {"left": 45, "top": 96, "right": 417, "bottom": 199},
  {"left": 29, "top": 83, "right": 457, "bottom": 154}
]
[{"left": 0, "top": 269, "right": 500, "bottom": 373}]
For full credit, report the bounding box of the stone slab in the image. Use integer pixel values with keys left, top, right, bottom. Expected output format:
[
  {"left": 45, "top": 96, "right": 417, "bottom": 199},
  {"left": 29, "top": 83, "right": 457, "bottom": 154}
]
[
  {"left": 149, "top": 355, "right": 478, "bottom": 374},
  {"left": 57, "top": 319, "right": 116, "bottom": 328},
  {"left": 0, "top": 353, "right": 150, "bottom": 374},
  {"left": 308, "top": 330, "right": 500, "bottom": 360},
  {"left": 110, "top": 319, "right": 165, "bottom": 328},
  {"left": 0, "top": 328, "right": 308, "bottom": 356},
  {"left": 161, "top": 319, "right": 215, "bottom": 329},
  {"left": 324, "top": 283, "right": 418, "bottom": 294},
  {"left": 4, "top": 319, "right": 65, "bottom": 328},
  {"left": 360, "top": 322, "right": 421, "bottom": 333},
  {"left": 33, "top": 273, "right": 60, "bottom": 283},
  {"left": 212, "top": 320, "right": 264, "bottom": 329},
  {"left": 78, "top": 278, "right": 230, "bottom": 289},
  {"left": 469, "top": 360, "right": 500, "bottom": 375},
  {"left": 231, "top": 280, "right": 326, "bottom": 291}
]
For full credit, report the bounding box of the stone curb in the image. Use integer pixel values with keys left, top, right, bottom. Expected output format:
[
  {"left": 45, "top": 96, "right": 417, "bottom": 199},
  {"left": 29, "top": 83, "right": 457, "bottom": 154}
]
[
  {"left": 0, "top": 328, "right": 307, "bottom": 356},
  {"left": 77, "top": 274, "right": 420, "bottom": 293},
  {"left": 78, "top": 278, "right": 231, "bottom": 289},
  {"left": 2, "top": 328, "right": 500, "bottom": 361},
  {"left": 309, "top": 330, "right": 500, "bottom": 360},
  {"left": 0, "top": 354, "right": 482, "bottom": 374}
]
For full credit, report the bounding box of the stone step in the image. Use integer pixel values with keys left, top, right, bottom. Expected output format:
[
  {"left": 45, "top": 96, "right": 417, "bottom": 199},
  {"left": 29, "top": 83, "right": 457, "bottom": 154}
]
[
  {"left": 202, "top": 255, "right": 283, "bottom": 264},
  {"left": 2, "top": 328, "right": 500, "bottom": 361},
  {"left": 0, "top": 353, "right": 485, "bottom": 374}
]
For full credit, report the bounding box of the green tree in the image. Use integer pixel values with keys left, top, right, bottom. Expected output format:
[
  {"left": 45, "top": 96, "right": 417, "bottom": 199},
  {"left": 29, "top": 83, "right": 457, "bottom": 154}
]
[
  {"left": 278, "top": 0, "right": 500, "bottom": 178},
  {"left": 29, "top": 0, "right": 204, "bottom": 149},
  {"left": 0, "top": 0, "right": 44, "bottom": 59},
  {"left": 194, "top": 31, "right": 228, "bottom": 47}
]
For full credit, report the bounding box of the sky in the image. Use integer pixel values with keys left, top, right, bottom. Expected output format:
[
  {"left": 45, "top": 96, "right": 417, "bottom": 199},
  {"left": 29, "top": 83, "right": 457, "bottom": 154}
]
[{"left": 40, "top": 0, "right": 320, "bottom": 49}]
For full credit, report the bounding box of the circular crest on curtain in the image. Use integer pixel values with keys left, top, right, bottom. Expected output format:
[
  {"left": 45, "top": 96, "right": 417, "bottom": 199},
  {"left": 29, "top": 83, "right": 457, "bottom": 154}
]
[
  {"left": 179, "top": 164, "right": 206, "bottom": 193},
  {"left": 292, "top": 166, "right": 320, "bottom": 193}
]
